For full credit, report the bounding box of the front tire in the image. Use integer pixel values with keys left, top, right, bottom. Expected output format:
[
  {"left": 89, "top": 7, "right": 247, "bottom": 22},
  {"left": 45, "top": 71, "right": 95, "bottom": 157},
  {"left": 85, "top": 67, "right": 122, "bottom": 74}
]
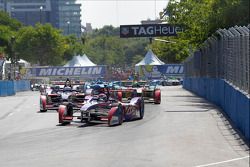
[{"left": 108, "top": 105, "right": 123, "bottom": 126}]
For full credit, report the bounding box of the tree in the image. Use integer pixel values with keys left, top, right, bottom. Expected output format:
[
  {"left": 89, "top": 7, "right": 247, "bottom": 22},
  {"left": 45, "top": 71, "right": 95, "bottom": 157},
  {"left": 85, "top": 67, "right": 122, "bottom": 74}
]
[
  {"left": 0, "top": 11, "right": 22, "bottom": 31},
  {"left": 0, "top": 11, "right": 22, "bottom": 58},
  {"left": 152, "top": 0, "right": 249, "bottom": 63},
  {"left": 14, "top": 24, "right": 67, "bottom": 66},
  {"left": 208, "top": 0, "right": 249, "bottom": 34},
  {"left": 63, "top": 35, "right": 84, "bottom": 63},
  {"left": 150, "top": 37, "right": 190, "bottom": 63},
  {"left": 83, "top": 26, "right": 149, "bottom": 67}
]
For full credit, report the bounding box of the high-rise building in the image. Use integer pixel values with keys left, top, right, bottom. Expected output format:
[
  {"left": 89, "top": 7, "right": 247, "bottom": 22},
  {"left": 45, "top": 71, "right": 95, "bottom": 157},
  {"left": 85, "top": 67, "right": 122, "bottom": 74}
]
[
  {"left": 0, "top": 0, "right": 5, "bottom": 11},
  {"left": 51, "top": 0, "right": 81, "bottom": 37},
  {"left": 0, "top": 0, "right": 82, "bottom": 37}
]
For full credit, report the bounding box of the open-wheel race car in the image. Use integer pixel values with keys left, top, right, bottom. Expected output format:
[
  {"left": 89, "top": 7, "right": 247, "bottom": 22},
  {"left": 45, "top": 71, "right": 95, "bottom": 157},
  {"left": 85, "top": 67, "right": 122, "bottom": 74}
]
[
  {"left": 109, "top": 80, "right": 161, "bottom": 104},
  {"left": 140, "top": 81, "right": 161, "bottom": 104},
  {"left": 58, "top": 86, "right": 144, "bottom": 126},
  {"left": 40, "top": 81, "right": 86, "bottom": 112}
]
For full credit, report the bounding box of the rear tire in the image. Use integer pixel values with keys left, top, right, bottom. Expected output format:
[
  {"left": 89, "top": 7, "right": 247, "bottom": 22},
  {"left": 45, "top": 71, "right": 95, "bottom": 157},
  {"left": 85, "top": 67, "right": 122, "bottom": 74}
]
[
  {"left": 40, "top": 98, "right": 47, "bottom": 112},
  {"left": 154, "top": 90, "right": 161, "bottom": 104}
]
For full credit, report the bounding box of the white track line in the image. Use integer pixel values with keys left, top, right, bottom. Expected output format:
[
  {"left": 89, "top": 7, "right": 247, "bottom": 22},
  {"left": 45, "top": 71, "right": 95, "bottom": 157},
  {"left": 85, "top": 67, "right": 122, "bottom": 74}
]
[{"left": 194, "top": 156, "right": 250, "bottom": 167}]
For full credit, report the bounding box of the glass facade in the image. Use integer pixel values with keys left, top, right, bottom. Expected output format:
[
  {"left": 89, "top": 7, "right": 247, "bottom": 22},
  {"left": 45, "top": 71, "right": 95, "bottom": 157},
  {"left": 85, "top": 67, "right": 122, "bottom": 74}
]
[
  {"left": 0, "top": 0, "right": 5, "bottom": 11},
  {"left": 0, "top": 0, "right": 82, "bottom": 37},
  {"left": 51, "top": 0, "right": 81, "bottom": 37}
]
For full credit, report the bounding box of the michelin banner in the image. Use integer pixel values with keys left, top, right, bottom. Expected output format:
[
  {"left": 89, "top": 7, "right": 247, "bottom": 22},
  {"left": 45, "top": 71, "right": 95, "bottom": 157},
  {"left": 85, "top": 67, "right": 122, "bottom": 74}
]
[
  {"left": 23, "top": 66, "right": 106, "bottom": 78},
  {"left": 136, "top": 64, "right": 184, "bottom": 80}
]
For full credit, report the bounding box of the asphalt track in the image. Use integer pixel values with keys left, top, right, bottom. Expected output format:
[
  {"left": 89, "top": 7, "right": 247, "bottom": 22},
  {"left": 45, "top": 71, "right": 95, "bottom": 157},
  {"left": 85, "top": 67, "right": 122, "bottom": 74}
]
[{"left": 0, "top": 86, "right": 249, "bottom": 167}]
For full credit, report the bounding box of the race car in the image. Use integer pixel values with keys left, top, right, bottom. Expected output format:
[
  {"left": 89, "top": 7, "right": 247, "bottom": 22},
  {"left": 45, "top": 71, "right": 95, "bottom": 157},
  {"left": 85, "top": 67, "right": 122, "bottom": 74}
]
[
  {"left": 40, "top": 84, "right": 86, "bottom": 112},
  {"left": 109, "top": 80, "right": 161, "bottom": 104},
  {"left": 58, "top": 88, "right": 144, "bottom": 126},
  {"left": 141, "top": 81, "right": 161, "bottom": 104},
  {"left": 109, "top": 81, "right": 144, "bottom": 102}
]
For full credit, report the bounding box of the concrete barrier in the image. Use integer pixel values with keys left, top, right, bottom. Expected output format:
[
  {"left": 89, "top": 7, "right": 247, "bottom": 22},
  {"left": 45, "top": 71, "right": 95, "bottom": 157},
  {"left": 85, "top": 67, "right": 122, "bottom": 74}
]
[
  {"left": 14, "top": 80, "right": 31, "bottom": 92},
  {"left": 0, "top": 80, "right": 30, "bottom": 96},
  {"left": 183, "top": 78, "right": 250, "bottom": 141}
]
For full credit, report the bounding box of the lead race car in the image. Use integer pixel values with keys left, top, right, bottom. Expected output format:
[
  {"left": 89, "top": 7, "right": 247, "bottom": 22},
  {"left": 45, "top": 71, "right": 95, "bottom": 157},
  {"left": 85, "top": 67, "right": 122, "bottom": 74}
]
[{"left": 58, "top": 85, "right": 144, "bottom": 126}]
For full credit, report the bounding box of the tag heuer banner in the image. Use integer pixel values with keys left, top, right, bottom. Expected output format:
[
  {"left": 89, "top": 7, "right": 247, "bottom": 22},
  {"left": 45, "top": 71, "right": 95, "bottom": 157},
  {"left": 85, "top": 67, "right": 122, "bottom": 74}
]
[{"left": 120, "top": 24, "right": 182, "bottom": 38}]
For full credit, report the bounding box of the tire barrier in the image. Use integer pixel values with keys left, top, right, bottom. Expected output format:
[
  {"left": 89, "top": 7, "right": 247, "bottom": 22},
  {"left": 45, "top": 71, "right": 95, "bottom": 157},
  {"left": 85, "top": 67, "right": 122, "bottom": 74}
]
[
  {"left": 183, "top": 78, "right": 250, "bottom": 141},
  {"left": 0, "top": 80, "right": 30, "bottom": 96}
]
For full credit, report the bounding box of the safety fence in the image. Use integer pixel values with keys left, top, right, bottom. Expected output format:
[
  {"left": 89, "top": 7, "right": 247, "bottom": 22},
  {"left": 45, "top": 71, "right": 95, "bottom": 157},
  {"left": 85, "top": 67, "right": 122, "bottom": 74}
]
[
  {"left": 0, "top": 80, "right": 30, "bottom": 96},
  {"left": 185, "top": 25, "right": 249, "bottom": 94},
  {"left": 183, "top": 25, "right": 250, "bottom": 141}
]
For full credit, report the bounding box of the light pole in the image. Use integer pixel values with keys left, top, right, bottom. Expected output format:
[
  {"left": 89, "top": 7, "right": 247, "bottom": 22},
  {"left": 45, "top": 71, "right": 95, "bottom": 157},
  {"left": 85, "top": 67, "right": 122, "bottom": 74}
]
[
  {"left": 67, "top": 21, "right": 70, "bottom": 35},
  {"left": 39, "top": 6, "right": 43, "bottom": 24}
]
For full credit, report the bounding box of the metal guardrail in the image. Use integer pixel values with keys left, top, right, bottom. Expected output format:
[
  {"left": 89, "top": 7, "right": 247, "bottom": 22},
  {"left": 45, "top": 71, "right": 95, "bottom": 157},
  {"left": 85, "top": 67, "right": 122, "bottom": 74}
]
[{"left": 184, "top": 25, "right": 249, "bottom": 94}]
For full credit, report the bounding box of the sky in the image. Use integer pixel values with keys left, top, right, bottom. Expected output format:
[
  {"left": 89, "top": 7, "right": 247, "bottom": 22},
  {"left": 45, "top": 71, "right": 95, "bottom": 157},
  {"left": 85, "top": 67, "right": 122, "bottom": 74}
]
[{"left": 76, "top": 0, "right": 169, "bottom": 29}]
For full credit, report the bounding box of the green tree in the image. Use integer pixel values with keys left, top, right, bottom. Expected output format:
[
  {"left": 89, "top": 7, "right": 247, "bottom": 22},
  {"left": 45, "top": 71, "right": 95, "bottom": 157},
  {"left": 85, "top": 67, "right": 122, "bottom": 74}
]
[
  {"left": 63, "top": 35, "right": 84, "bottom": 63},
  {"left": 83, "top": 26, "right": 149, "bottom": 66},
  {"left": 83, "top": 36, "right": 125, "bottom": 66},
  {"left": 0, "top": 11, "right": 22, "bottom": 31},
  {"left": 153, "top": 0, "right": 249, "bottom": 63},
  {"left": 150, "top": 37, "right": 190, "bottom": 63},
  {"left": 208, "top": 0, "right": 249, "bottom": 34},
  {"left": 14, "top": 24, "right": 67, "bottom": 66},
  {"left": 0, "top": 11, "right": 22, "bottom": 58}
]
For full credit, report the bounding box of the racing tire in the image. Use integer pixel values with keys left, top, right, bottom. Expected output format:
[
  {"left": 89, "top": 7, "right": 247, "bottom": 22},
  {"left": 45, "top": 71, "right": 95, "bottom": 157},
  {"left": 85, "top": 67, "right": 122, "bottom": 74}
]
[
  {"left": 40, "top": 98, "right": 47, "bottom": 112},
  {"left": 154, "top": 90, "right": 161, "bottom": 104},
  {"left": 58, "top": 105, "right": 66, "bottom": 124},
  {"left": 58, "top": 105, "right": 71, "bottom": 125},
  {"left": 108, "top": 105, "right": 123, "bottom": 126},
  {"left": 139, "top": 98, "right": 144, "bottom": 119}
]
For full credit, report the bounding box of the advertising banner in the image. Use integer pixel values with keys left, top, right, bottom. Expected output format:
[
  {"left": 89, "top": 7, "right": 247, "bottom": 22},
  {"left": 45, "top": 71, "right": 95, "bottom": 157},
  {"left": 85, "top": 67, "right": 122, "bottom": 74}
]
[
  {"left": 136, "top": 64, "right": 184, "bottom": 79},
  {"left": 23, "top": 66, "right": 106, "bottom": 78},
  {"left": 120, "top": 24, "right": 182, "bottom": 38}
]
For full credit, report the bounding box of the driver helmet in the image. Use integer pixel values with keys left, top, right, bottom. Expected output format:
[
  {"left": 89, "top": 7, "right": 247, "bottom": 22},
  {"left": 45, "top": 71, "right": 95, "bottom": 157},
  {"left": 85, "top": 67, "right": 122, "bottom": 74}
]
[{"left": 98, "top": 93, "right": 107, "bottom": 101}]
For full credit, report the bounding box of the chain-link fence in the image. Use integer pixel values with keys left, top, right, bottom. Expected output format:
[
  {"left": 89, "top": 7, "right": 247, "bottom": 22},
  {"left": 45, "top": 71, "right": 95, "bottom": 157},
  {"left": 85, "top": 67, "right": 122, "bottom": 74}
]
[{"left": 184, "top": 25, "right": 249, "bottom": 95}]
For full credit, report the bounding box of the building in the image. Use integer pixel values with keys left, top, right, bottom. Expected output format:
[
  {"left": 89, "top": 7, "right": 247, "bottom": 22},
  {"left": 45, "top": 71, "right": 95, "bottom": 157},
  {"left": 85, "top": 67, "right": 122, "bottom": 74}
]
[
  {"left": 0, "top": 0, "right": 82, "bottom": 37},
  {"left": 0, "top": 0, "right": 5, "bottom": 11},
  {"left": 85, "top": 23, "right": 93, "bottom": 34},
  {"left": 51, "top": 0, "right": 81, "bottom": 37}
]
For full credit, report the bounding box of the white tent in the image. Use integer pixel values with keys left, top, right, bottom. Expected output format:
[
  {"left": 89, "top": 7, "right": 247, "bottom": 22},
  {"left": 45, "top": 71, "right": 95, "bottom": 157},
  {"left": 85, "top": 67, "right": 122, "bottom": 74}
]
[
  {"left": 5, "top": 59, "right": 30, "bottom": 67},
  {"left": 64, "top": 54, "right": 96, "bottom": 67},
  {"left": 135, "top": 49, "right": 165, "bottom": 66}
]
